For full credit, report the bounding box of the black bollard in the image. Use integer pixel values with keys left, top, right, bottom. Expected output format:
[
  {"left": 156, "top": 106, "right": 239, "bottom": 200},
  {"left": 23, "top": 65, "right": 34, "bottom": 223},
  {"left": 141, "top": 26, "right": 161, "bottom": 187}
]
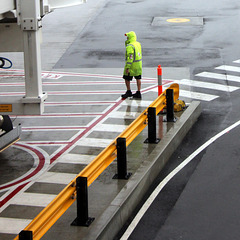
[
  {"left": 19, "top": 230, "right": 33, "bottom": 240},
  {"left": 144, "top": 107, "right": 160, "bottom": 144},
  {"left": 71, "top": 177, "right": 94, "bottom": 227},
  {"left": 113, "top": 137, "right": 132, "bottom": 179},
  {"left": 166, "top": 89, "right": 176, "bottom": 122}
]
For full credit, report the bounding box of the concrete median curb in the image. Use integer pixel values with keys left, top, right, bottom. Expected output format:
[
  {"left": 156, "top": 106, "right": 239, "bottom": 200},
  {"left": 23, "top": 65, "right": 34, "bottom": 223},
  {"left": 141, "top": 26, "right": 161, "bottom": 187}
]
[{"left": 85, "top": 101, "right": 201, "bottom": 240}]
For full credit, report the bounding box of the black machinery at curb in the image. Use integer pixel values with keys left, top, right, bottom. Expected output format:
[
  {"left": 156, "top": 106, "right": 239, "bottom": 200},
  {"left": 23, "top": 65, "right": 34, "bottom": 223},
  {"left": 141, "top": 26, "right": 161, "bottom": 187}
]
[{"left": 0, "top": 115, "right": 21, "bottom": 152}]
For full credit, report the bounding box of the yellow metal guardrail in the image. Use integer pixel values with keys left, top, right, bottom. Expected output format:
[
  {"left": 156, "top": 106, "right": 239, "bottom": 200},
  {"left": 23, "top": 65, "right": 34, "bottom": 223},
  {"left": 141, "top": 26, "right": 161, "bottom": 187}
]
[{"left": 14, "top": 83, "right": 179, "bottom": 240}]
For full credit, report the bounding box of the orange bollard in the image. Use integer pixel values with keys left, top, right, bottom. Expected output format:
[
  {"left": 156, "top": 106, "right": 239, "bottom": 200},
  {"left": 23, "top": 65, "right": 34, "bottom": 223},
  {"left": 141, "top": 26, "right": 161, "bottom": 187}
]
[{"left": 157, "top": 65, "right": 163, "bottom": 96}]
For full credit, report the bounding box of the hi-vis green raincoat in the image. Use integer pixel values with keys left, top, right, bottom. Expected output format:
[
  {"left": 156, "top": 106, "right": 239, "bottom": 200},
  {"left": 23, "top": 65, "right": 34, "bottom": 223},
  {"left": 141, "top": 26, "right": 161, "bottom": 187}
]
[{"left": 124, "top": 31, "right": 142, "bottom": 76}]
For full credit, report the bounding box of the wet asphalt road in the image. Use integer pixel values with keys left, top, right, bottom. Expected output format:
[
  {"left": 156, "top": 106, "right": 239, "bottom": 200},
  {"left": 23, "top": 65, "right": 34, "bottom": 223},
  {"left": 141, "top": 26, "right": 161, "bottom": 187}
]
[
  {"left": 55, "top": 0, "right": 240, "bottom": 69},
  {"left": 1, "top": 0, "right": 240, "bottom": 239}
]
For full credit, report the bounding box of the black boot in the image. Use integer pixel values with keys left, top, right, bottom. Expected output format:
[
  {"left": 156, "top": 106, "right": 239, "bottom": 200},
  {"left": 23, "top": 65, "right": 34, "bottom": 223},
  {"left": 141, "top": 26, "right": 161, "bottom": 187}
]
[
  {"left": 121, "top": 90, "right": 132, "bottom": 99},
  {"left": 132, "top": 91, "right": 142, "bottom": 99}
]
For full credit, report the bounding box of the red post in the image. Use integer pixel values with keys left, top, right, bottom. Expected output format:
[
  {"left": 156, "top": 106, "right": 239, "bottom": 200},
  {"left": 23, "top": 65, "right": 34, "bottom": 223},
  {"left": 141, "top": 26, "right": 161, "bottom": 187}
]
[{"left": 157, "top": 65, "right": 163, "bottom": 96}]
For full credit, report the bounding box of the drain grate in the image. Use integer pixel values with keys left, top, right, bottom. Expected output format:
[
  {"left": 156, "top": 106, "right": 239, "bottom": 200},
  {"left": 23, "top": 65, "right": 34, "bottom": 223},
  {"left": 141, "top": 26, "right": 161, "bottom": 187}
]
[{"left": 152, "top": 17, "right": 204, "bottom": 26}]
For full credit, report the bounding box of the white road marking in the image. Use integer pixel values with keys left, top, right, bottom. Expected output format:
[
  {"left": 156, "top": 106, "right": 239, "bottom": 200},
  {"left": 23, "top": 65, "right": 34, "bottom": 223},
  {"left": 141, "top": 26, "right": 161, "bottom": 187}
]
[
  {"left": 151, "top": 88, "right": 218, "bottom": 101},
  {"left": 109, "top": 111, "right": 141, "bottom": 119},
  {"left": 46, "top": 90, "right": 124, "bottom": 95},
  {"left": 93, "top": 124, "right": 127, "bottom": 132},
  {"left": 0, "top": 217, "right": 32, "bottom": 234},
  {"left": 36, "top": 172, "right": 77, "bottom": 185},
  {"left": 45, "top": 101, "right": 117, "bottom": 106},
  {"left": 11, "top": 192, "right": 57, "bottom": 207},
  {"left": 175, "top": 79, "right": 238, "bottom": 92},
  {"left": 76, "top": 137, "right": 113, "bottom": 148},
  {"left": 58, "top": 153, "right": 97, "bottom": 165},
  {"left": 233, "top": 59, "right": 240, "bottom": 63},
  {"left": 179, "top": 89, "right": 218, "bottom": 101},
  {"left": 216, "top": 65, "right": 240, "bottom": 72},
  {"left": 22, "top": 127, "right": 85, "bottom": 131},
  {"left": 0, "top": 91, "right": 123, "bottom": 96},
  {"left": 121, "top": 100, "right": 153, "bottom": 107},
  {"left": 196, "top": 72, "right": 240, "bottom": 83},
  {"left": 11, "top": 114, "right": 99, "bottom": 118},
  {"left": 120, "top": 119, "right": 240, "bottom": 240},
  {"left": 19, "top": 141, "right": 68, "bottom": 145}
]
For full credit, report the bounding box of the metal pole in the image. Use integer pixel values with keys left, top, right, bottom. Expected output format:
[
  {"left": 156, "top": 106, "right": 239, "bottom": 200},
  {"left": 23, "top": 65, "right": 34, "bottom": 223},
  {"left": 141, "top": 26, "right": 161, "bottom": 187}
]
[
  {"left": 166, "top": 89, "right": 176, "bottom": 122},
  {"left": 71, "top": 177, "right": 94, "bottom": 227},
  {"left": 144, "top": 107, "right": 160, "bottom": 144},
  {"left": 19, "top": 230, "right": 33, "bottom": 240},
  {"left": 113, "top": 138, "right": 132, "bottom": 179}
]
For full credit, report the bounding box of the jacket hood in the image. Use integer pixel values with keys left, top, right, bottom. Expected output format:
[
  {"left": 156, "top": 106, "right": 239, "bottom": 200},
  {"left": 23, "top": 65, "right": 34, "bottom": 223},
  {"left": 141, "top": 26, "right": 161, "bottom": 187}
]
[{"left": 125, "top": 31, "right": 137, "bottom": 45}]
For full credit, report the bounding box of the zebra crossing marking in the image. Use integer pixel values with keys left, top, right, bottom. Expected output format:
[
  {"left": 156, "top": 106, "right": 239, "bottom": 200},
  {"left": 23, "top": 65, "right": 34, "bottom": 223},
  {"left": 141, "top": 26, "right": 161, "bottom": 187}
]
[
  {"left": 121, "top": 100, "right": 153, "bottom": 107},
  {"left": 36, "top": 172, "right": 77, "bottom": 185},
  {"left": 174, "top": 79, "right": 239, "bottom": 92},
  {"left": 216, "top": 65, "right": 240, "bottom": 72},
  {"left": 10, "top": 192, "right": 57, "bottom": 207},
  {"left": 58, "top": 153, "right": 97, "bottom": 165},
  {"left": 109, "top": 111, "right": 141, "bottom": 119},
  {"left": 196, "top": 72, "right": 240, "bottom": 83},
  {"left": 0, "top": 217, "right": 32, "bottom": 234},
  {"left": 179, "top": 89, "right": 218, "bottom": 101},
  {"left": 93, "top": 123, "right": 127, "bottom": 132},
  {"left": 76, "top": 137, "right": 113, "bottom": 148},
  {"left": 151, "top": 88, "right": 218, "bottom": 101},
  {"left": 233, "top": 59, "right": 240, "bottom": 63}
]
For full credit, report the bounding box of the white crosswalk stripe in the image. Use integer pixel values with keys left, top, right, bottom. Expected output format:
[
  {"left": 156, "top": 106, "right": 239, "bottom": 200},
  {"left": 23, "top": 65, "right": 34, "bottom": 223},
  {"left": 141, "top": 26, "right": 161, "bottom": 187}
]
[
  {"left": 179, "top": 89, "right": 218, "bottom": 101},
  {"left": 152, "top": 87, "right": 218, "bottom": 101},
  {"left": 175, "top": 79, "right": 239, "bottom": 92},
  {"left": 216, "top": 65, "right": 240, "bottom": 72},
  {"left": 36, "top": 172, "right": 77, "bottom": 185},
  {"left": 58, "top": 153, "right": 97, "bottom": 165},
  {"left": 93, "top": 123, "right": 127, "bottom": 132},
  {"left": 0, "top": 218, "right": 32, "bottom": 234},
  {"left": 10, "top": 192, "right": 57, "bottom": 207},
  {"left": 121, "top": 100, "right": 153, "bottom": 107},
  {"left": 76, "top": 137, "right": 113, "bottom": 148},
  {"left": 109, "top": 111, "right": 141, "bottom": 119},
  {"left": 196, "top": 72, "right": 240, "bottom": 83}
]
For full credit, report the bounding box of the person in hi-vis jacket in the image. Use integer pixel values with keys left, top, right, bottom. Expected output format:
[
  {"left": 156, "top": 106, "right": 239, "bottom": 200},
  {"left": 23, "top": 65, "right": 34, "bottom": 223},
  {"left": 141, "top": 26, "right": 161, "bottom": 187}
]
[{"left": 121, "top": 31, "right": 142, "bottom": 99}]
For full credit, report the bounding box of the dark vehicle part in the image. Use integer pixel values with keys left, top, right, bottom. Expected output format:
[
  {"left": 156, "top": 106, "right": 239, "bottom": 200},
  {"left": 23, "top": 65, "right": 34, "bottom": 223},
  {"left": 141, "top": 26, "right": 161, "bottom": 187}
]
[{"left": 0, "top": 115, "right": 21, "bottom": 152}]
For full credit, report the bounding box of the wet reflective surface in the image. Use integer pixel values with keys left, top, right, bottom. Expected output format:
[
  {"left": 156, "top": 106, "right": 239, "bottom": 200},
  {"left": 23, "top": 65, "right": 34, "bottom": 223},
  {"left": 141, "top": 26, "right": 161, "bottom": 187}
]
[{"left": 1, "top": 0, "right": 240, "bottom": 239}]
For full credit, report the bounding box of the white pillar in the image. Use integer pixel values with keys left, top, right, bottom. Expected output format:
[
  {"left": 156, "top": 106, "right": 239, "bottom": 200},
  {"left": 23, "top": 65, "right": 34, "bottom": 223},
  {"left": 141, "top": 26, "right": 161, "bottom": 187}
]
[
  {"left": 23, "top": 30, "right": 43, "bottom": 98},
  {"left": 18, "top": 0, "right": 47, "bottom": 114}
]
